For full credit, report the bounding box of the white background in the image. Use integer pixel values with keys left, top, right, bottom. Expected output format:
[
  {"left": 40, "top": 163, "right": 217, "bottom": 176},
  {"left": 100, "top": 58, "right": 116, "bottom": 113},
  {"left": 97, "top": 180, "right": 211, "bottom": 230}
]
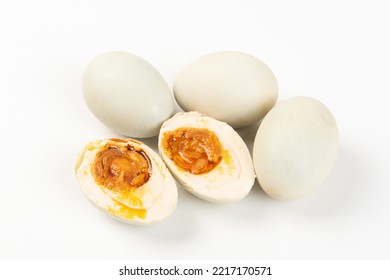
[{"left": 0, "top": 0, "right": 389, "bottom": 260}]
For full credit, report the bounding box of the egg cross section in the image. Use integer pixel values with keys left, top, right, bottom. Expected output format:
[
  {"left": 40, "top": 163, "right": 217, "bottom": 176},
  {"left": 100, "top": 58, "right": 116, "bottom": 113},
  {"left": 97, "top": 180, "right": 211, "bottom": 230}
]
[
  {"left": 75, "top": 138, "right": 178, "bottom": 224},
  {"left": 158, "top": 111, "right": 256, "bottom": 203}
]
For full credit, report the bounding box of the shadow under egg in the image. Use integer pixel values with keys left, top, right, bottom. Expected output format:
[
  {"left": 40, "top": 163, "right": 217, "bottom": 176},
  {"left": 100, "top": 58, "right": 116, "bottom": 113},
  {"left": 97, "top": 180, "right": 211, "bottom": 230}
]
[{"left": 292, "top": 148, "right": 369, "bottom": 217}]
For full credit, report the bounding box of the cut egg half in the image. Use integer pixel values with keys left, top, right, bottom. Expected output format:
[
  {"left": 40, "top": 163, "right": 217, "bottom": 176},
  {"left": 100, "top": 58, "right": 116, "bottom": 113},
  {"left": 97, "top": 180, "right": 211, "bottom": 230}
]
[
  {"left": 158, "top": 112, "right": 255, "bottom": 203},
  {"left": 75, "top": 138, "right": 177, "bottom": 225}
]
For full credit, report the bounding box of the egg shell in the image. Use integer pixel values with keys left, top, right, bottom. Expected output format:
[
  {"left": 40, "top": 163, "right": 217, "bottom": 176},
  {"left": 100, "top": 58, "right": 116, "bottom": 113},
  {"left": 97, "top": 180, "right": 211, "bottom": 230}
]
[
  {"left": 253, "top": 97, "right": 339, "bottom": 200},
  {"left": 82, "top": 51, "right": 175, "bottom": 138},
  {"left": 159, "top": 111, "right": 256, "bottom": 203},
  {"left": 174, "top": 51, "right": 278, "bottom": 128},
  {"left": 75, "top": 138, "right": 178, "bottom": 225}
]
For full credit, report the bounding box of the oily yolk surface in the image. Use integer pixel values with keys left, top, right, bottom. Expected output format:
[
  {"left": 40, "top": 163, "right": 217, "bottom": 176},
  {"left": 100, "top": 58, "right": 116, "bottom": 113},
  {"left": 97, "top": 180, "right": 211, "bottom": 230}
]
[
  {"left": 108, "top": 201, "right": 147, "bottom": 220},
  {"left": 162, "top": 127, "right": 223, "bottom": 174},
  {"left": 92, "top": 143, "right": 151, "bottom": 191}
]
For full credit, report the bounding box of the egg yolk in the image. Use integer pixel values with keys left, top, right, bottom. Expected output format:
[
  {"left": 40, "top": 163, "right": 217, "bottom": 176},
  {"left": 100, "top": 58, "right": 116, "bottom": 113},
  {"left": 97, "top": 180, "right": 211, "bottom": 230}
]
[
  {"left": 92, "top": 142, "right": 151, "bottom": 191},
  {"left": 162, "top": 127, "right": 223, "bottom": 174},
  {"left": 108, "top": 201, "right": 147, "bottom": 220}
]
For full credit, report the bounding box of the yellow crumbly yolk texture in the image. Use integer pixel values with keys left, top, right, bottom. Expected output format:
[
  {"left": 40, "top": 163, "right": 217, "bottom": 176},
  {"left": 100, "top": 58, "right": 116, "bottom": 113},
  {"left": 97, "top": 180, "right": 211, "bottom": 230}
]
[
  {"left": 91, "top": 139, "right": 151, "bottom": 220},
  {"left": 162, "top": 127, "right": 224, "bottom": 174}
]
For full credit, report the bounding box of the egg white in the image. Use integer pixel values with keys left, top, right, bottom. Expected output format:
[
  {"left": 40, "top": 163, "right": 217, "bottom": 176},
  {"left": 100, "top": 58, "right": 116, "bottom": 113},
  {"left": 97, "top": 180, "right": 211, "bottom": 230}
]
[
  {"left": 75, "top": 138, "right": 177, "bottom": 225},
  {"left": 158, "top": 111, "right": 255, "bottom": 203}
]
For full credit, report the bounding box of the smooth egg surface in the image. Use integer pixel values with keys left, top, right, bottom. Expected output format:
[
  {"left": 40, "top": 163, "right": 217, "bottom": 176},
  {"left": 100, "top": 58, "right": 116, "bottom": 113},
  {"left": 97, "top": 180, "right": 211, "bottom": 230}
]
[
  {"left": 75, "top": 138, "right": 177, "bottom": 225},
  {"left": 253, "top": 97, "right": 339, "bottom": 200},
  {"left": 159, "top": 111, "right": 255, "bottom": 203},
  {"left": 82, "top": 51, "right": 175, "bottom": 138},
  {"left": 174, "top": 51, "right": 278, "bottom": 128}
]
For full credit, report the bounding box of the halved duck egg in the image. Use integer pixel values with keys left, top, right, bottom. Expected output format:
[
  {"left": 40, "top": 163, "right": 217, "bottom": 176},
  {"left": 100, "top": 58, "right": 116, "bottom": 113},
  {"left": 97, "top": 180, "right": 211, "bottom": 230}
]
[
  {"left": 75, "top": 138, "right": 177, "bottom": 225},
  {"left": 158, "top": 111, "right": 255, "bottom": 203}
]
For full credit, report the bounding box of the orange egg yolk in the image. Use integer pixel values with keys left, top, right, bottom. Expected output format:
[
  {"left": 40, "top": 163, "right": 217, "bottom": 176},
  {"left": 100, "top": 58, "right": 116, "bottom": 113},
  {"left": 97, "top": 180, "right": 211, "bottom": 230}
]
[
  {"left": 162, "top": 127, "right": 223, "bottom": 174},
  {"left": 92, "top": 142, "right": 151, "bottom": 191}
]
